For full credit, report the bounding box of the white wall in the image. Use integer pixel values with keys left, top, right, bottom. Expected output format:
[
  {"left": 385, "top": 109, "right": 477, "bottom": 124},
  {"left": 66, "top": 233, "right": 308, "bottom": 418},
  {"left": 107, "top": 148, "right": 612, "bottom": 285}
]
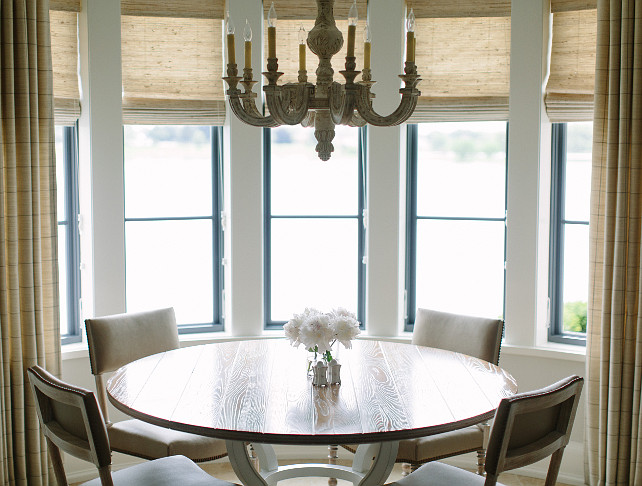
[{"left": 63, "top": 0, "right": 587, "bottom": 483}]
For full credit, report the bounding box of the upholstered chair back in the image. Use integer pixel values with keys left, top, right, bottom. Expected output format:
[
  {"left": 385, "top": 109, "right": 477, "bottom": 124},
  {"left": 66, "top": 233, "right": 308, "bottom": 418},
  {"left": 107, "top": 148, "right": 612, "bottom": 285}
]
[{"left": 412, "top": 308, "right": 503, "bottom": 364}]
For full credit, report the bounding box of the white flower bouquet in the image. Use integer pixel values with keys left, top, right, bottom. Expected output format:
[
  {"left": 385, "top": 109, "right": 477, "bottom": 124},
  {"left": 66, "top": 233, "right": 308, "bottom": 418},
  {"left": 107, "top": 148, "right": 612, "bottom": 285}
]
[{"left": 284, "top": 307, "right": 361, "bottom": 363}]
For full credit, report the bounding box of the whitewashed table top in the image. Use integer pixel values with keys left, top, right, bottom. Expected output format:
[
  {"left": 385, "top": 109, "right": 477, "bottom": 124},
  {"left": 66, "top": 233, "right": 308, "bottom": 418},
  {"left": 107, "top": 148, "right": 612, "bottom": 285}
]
[{"left": 107, "top": 339, "right": 517, "bottom": 445}]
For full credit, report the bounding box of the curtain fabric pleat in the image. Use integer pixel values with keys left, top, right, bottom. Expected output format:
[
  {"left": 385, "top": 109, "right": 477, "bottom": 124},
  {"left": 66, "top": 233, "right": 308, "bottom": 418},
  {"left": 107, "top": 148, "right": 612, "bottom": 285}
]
[
  {"left": 121, "top": 1, "right": 226, "bottom": 125},
  {"left": 407, "top": 2, "right": 511, "bottom": 123},
  {"left": 587, "top": 0, "right": 642, "bottom": 484},
  {"left": 0, "top": 0, "right": 61, "bottom": 485}
]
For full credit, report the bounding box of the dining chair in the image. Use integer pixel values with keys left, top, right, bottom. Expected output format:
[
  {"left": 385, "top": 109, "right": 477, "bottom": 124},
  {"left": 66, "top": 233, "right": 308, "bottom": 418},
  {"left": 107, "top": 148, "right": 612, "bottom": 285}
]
[
  {"left": 387, "top": 374, "right": 584, "bottom": 486},
  {"left": 85, "top": 308, "right": 228, "bottom": 463},
  {"left": 27, "top": 365, "right": 237, "bottom": 486},
  {"left": 341, "top": 308, "right": 504, "bottom": 476}
]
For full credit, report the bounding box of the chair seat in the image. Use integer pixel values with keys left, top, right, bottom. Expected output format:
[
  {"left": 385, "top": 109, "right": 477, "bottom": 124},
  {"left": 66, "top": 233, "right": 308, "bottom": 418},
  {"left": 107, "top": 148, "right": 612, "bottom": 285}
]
[
  {"left": 81, "top": 455, "right": 237, "bottom": 486},
  {"left": 109, "top": 419, "right": 228, "bottom": 462},
  {"left": 390, "top": 461, "right": 506, "bottom": 486},
  {"left": 396, "top": 425, "right": 484, "bottom": 463}
]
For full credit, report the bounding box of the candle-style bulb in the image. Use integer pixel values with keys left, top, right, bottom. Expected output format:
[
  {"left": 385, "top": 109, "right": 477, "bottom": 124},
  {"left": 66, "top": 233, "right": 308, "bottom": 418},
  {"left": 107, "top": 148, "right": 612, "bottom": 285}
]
[
  {"left": 364, "top": 22, "right": 371, "bottom": 43},
  {"left": 407, "top": 8, "right": 415, "bottom": 32},
  {"left": 298, "top": 25, "right": 306, "bottom": 45},
  {"left": 243, "top": 19, "right": 252, "bottom": 42},
  {"left": 267, "top": 2, "right": 277, "bottom": 28},
  {"left": 348, "top": 0, "right": 358, "bottom": 26},
  {"left": 226, "top": 10, "right": 235, "bottom": 35}
]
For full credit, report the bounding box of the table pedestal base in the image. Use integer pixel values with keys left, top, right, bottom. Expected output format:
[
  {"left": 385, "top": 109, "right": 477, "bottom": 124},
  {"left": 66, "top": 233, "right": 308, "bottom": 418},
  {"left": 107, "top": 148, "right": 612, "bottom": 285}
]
[{"left": 225, "top": 441, "right": 399, "bottom": 486}]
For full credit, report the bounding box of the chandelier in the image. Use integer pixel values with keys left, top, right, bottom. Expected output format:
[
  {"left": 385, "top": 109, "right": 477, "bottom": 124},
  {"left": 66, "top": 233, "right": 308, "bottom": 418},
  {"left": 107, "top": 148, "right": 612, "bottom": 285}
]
[{"left": 223, "top": 0, "right": 421, "bottom": 161}]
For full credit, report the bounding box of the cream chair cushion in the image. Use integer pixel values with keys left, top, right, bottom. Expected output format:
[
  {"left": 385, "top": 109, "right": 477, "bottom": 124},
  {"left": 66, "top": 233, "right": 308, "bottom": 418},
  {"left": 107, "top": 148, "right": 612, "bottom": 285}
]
[
  {"left": 80, "top": 454, "right": 234, "bottom": 486},
  {"left": 396, "top": 426, "right": 484, "bottom": 463},
  {"left": 109, "top": 420, "right": 228, "bottom": 460},
  {"left": 389, "top": 461, "right": 492, "bottom": 486}
]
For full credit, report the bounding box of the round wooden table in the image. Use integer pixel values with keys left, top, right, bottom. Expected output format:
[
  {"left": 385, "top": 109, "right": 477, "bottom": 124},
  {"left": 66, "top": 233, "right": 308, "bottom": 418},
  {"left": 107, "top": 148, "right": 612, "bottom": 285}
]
[{"left": 107, "top": 339, "right": 517, "bottom": 486}]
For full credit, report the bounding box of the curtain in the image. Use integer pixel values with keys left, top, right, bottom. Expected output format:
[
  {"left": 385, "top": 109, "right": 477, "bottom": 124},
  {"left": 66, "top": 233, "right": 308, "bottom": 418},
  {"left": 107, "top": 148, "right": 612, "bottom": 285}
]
[
  {"left": 0, "top": 0, "right": 61, "bottom": 484},
  {"left": 586, "top": 0, "right": 642, "bottom": 484}
]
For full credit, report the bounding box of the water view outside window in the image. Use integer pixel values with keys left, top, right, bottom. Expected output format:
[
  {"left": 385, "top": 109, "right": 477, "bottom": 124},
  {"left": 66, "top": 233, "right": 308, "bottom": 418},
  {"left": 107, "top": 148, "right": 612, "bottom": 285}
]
[
  {"left": 124, "top": 126, "right": 217, "bottom": 327},
  {"left": 268, "top": 125, "right": 362, "bottom": 323},
  {"left": 414, "top": 122, "right": 507, "bottom": 319},
  {"left": 559, "top": 122, "right": 592, "bottom": 334}
]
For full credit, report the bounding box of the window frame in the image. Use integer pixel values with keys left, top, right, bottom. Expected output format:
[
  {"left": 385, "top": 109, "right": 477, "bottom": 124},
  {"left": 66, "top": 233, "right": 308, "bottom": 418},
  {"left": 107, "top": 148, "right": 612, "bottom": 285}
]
[
  {"left": 263, "top": 126, "right": 367, "bottom": 329},
  {"left": 548, "top": 123, "right": 587, "bottom": 346},
  {"left": 123, "top": 126, "right": 225, "bottom": 334},
  {"left": 59, "top": 125, "right": 82, "bottom": 344},
  {"left": 404, "top": 123, "right": 509, "bottom": 331}
]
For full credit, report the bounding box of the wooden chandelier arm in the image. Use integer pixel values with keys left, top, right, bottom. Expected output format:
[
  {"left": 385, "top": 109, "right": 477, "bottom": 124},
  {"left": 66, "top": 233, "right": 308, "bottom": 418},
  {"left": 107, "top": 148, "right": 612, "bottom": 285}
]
[
  {"left": 354, "top": 84, "right": 420, "bottom": 127},
  {"left": 227, "top": 93, "right": 279, "bottom": 127},
  {"left": 264, "top": 83, "right": 314, "bottom": 126}
]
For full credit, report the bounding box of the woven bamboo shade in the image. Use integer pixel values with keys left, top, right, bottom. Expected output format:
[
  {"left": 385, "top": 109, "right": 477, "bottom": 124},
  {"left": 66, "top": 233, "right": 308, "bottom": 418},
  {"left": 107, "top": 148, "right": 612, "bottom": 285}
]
[
  {"left": 409, "top": 0, "right": 511, "bottom": 18},
  {"left": 121, "top": 0, "right": 225, "bottom": 19},
  {"left": 409, "top": 13, "right": 511, "bottom": 122},
  {"left": 550, "top": 0, "right": 597, "bottom": 13},
  {"left": 50, "top": 3, "right": 81, "bottom": 125},
  {"left": 49, "top": 0, "right": 80, "bottom": 12},
  {"left": 263, "top": 0, "right": 367, "bottom": 21},
  {"left": 545, "top": 8, "right": 597, "bottom": 122},
  {"left": 121, "top": 1, "right": 226, "bottom": 125}
]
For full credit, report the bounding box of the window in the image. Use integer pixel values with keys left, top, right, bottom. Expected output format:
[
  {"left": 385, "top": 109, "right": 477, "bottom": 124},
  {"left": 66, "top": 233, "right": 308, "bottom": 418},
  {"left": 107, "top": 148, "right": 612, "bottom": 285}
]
[
  {"left": 264, "top": 125, "right": 366, "bottom": 327},
  {"left": 123, "top": 126, "right": 224, "bottom": 333},
  {"left": 405, "top": 122, "right": 508, "bottom": 329},
  {"left": 549, "top": 122, "right": 591, "bottom": 345},
  {"left": 55, "top": 125, "right": 82, "bottom": 343}
]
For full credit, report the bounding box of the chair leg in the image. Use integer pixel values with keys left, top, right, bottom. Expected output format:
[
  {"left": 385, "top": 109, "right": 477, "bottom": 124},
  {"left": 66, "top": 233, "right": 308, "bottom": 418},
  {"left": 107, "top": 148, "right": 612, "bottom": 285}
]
[
  {"left": 401, "top": 463, "right": 420, "bottom": 476},
  {"left": 544, "top": 448, "right": 565, "bottom": 486},
  {"left": 476, "top": 448, "right": 486, "bottom": 475},
  {"left": 328, "top": 444, "right": 338, "bottom": 486},
  {"left": 46, "top": 437, "right": 69, "bottom": 486},
  {"left": 248, "top": 444, "right": 259, "bottom": 471}
]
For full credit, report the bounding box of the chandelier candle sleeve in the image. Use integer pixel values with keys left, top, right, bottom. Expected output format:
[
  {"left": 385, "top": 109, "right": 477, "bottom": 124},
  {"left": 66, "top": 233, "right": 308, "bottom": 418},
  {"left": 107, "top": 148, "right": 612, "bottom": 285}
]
[
  {"left": 298, "top": 26, "right": 306, "bottom": 71},
  {"left": 267, "top": 2, "right": 277, "bottom": 58},
  {"left": 226, "top": 12, "right": 235, "bottom": 64},
  {"left": 244, "top": 20, "right": 252, "bottom": 69},
  {"left": 406, "top": 8, "right": 415, "bottom": 63},
  {"left": 363, "top": 23, "right": 371, "bottom": 70},
  {"left": 347, "top": 0, "right": 358, "bottom": 57}
]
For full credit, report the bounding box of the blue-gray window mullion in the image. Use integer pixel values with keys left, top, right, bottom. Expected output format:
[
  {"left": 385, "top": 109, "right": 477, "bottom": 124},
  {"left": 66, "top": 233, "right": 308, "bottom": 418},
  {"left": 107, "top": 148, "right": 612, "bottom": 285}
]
[{"left": 263, "top": 127, "right": 273, "bottom": 328}]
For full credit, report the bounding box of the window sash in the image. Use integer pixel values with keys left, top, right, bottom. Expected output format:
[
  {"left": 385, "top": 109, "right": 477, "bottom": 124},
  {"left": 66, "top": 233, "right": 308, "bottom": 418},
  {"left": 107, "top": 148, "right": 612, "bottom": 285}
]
[
  {"left": 548, "top": 123, "right": 588, "bottom": 345},
  {"left": 123, "top": 127, "right": 225, "bottom": 333},
  {"left": 263, "top": 127, "right": 366, "bottom": 328}
]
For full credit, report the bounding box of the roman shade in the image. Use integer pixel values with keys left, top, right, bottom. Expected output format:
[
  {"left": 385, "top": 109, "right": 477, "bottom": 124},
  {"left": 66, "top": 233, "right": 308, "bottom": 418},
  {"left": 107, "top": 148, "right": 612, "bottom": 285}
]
[
  {"left": 263, "top": 0, "right": 367, "bottom": 85},
  {"left": 545, "top": 0, "right": 597, "bottom": 122},
  {"left": 407, "top": 0, "right": 511, "bottom": 122},
  {"left": 121, "top": 0, "right": 226, "bottom": 125},
  {"left": 50, "top": 0, "right": 81, "bottom": 125}
]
